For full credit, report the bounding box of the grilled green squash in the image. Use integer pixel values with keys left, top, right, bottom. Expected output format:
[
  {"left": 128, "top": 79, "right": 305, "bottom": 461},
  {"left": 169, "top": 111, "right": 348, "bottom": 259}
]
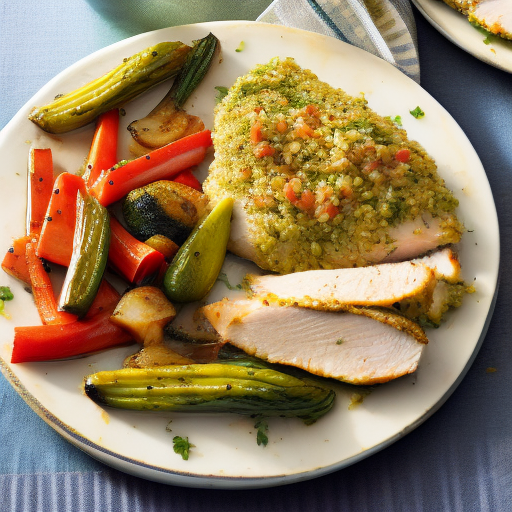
[
  {"left": 122, "top": 180, "right": 208, "bottom": 245},
  {"left": 28, "top": 41, "right": 191, "bottom": 134},
  {"left": 84, "top": 363, "right": 335, "bottom": 424}
]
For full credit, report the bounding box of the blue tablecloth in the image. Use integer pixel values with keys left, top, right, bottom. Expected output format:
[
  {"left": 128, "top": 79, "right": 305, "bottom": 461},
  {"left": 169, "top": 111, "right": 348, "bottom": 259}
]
[{"left": 1, "top": 1, "right": 512, "bottom": 510}]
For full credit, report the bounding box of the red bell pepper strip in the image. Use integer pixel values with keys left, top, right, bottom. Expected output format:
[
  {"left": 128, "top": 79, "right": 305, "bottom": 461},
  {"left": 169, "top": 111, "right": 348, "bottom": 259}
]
[
  {"left": 36, "top": 173, "right": 85, "bottom": 266},
  {"left": 85, "top": 279, "right": 120, "bottom": 319},
  {"left": 11, "top": 307, "right": 133, "bottom": 363},
  {"left": 27, "top": 148, "right": 54, "bottom": 236},
  {"left": 1, "top": 235, "right": 33, "bottom": 284},
  {"left": 108, "top": 216, "right": 165, "bottom": 284},
  {"left": 82, "top": 109, "right": 120, "bottom": 189},
  {"left": 25, "top": 242, "right": 77, "bottom": 325},
  {"left": 172, "top": 168, "right": 202, "bottom": 191},
  {"left": 90, "top": 129, "right": 212, "bottom": 206}
]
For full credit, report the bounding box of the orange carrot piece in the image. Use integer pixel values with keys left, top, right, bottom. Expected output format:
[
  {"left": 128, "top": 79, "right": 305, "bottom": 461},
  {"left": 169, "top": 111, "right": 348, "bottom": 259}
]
[
  {"left": 108, "top": 216, "right": 165, "bottom": 284},
  {"left": 36, "top": 173, "right": 85, "bottom": 266},
  {"left": 27, "top": 148, "right": 54, "bottom": 236},
  {"left": 83, "top": 109, "right": 120, "bottom": 189},
  {"left": 1, "top": 235, "right": 33, "bottom": 284},
  {"left": 26, "top": 242, "right": 77, "bottom": 325}
]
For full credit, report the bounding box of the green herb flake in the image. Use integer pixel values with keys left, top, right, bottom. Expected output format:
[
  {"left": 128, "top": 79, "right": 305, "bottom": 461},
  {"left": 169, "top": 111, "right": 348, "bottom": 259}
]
[
  {"left": 0, "top": 287, "right": 13, "bottom": 320},
  {"left": 217, "top": 272, "right": 242, "bottom": 290},
  {"left": 348, "top": 388, "right": 373, "bottom": 410},
  {"left": 172, "top": 436, "right": 194, "bottom": 460},
  {"left": 391, "top": 115, "right": 402, "bottom": 126},
  {"left": 214, "top": 86, "right": 229, "bottom": 104},
  {"left": 483, "top": 36, "right": 491, "bottom": 45},
  {"left": 235, "top": 41, "right": 245, "bottom": 53},
  {"left": 111, "top": 159, "right": 129, "bottom": 170},
  {"left": 409, "top": 106, "right": 425, "bottom": 119},
  {"left": 254, "top": 419, "right": 269, "bottom": 447},
  {"left": 0, "top": 286, "right": 14, "bottom": 301},
  {"left": 335, "top": 338, "right": 344, "bottom": 345}
]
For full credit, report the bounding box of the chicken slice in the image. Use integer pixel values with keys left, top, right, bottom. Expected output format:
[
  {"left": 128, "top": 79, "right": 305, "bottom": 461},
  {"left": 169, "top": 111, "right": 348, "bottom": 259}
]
[
  {"left": 202, "top": 299, "right": 427, "bottom": 385},
  {"left": 469, "top": 0, "right": 512, "bottom": 40},
  {"left": 247, "top": 259, "right": 436, "bottom": 309},
  {"left": 413, "top": 247, "right": 461, "bottom": 282}
]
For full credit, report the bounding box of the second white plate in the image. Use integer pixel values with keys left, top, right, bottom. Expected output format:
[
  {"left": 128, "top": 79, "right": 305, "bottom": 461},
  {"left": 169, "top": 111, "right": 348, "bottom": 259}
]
[{"left": 413, "top": 0, "right": 512, "bottom": 72}]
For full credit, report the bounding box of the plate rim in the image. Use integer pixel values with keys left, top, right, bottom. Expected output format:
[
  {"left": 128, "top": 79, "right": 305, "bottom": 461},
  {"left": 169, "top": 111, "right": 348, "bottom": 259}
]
[
  {"left": 412, "top": 0, "right": 512, "bottom": 73},
  {"left": 0, "top": 19, "right": 501, "bottom": 488}
]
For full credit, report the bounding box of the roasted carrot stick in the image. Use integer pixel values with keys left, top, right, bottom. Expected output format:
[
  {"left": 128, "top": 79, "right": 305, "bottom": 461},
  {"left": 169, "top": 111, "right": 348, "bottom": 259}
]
[
  {"left": 27, "top": 148, "right": 54, "bottom": 236},
  {"left": 90, "top": 130, "right": 212, "bottom": 206},
  {"left": 83, "top": 109, "right": 120, "bottom": 189}
]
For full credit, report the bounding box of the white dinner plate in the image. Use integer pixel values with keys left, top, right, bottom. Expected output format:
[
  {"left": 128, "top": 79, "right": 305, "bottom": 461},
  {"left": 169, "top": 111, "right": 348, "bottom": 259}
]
[
  {"left": 0, "top": 21, "right": 499, "bottom": 488},
  {"left": 413, "top": 0, "right": 512, "bottom": 73}
]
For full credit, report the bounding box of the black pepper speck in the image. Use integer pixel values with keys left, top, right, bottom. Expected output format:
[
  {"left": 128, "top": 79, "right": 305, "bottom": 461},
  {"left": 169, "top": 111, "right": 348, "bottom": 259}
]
[
  {"left": 54, "top": 188, "right": 60, "bottom": 194},
  {"left": 8, "top": 247, "right": 14, "bottom": 254},
  {"left": 108, "top": 180, "right": 114, "bottom": 185}
]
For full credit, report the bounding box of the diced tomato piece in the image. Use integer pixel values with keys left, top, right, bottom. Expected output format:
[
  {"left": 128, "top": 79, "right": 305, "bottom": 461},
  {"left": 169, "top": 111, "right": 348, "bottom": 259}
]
[
  {"left": 296, "top": 189, "right": 316, "bottom": 213},
  {"left": 283, "top": 182, "right": 299, "bottom": 203},
  {"left": 250, "top": 120, "right": 264, "bottom": 144},
  {"left": 395, "top": 148, "right": 411, "bottom": 163},
  {"left": 253, "top": 142, "right": 275, "bottom": 158}
]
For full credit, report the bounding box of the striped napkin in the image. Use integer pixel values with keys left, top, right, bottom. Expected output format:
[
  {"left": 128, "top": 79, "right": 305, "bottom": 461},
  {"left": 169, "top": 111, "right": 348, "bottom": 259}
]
[{"left": 257, "top": 0, "right": 420, "bottom": 82}]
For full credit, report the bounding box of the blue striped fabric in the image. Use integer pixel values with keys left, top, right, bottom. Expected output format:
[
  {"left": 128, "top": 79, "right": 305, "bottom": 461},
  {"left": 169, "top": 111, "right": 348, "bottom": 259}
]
[{"left": 257, "top": 0, "right": 420, "bottom": 82}]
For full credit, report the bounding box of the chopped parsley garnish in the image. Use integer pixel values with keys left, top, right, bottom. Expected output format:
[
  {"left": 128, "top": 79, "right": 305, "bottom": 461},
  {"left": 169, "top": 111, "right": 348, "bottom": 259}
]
[
  {"left": 391, "top": 115, "right": 402, "bottom": 126},
  {"left": 409, "top": 106, "right": 425, "bottom": 119},
  {"left": 254, "top": 419, "right": 269, "bottom": 447},
  {"left": 335, "top": 338, "right": 344, "bottom": 345},
  {"left": 217, "top": 272, "right": 242, "bottom": 290},
  {"left": 0, "top": 286, "right": 14, "bottom": 301},
  {"left": 172, "top": 436, "right": 194, "bottom": 460},
  {"left": 215, "top": 86, "right": 229, "bottom": 103},
  {"left": 0, "top": 286, "right": 14, "bottom": 319},
  {"left": 111, "top": 159, "right": 129, "bottom": 170},
  {"left": 235, "top": 41, "right": 245, "bottom": 52}
]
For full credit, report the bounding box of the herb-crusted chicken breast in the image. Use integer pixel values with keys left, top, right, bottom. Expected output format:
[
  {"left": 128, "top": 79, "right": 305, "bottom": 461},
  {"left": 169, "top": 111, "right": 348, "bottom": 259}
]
[{"left": 204, "top": 58, "right": 463, "bottom": 274}]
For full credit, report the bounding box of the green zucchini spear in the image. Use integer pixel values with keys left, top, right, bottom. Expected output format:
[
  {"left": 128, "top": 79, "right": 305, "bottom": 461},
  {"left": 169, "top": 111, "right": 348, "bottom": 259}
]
[
  {"left": 28, "top": 41, "right": 192, "bottom": 134},
  {"left": 58, "top": 191, "right": 110, "bottom": 318},
  {"left": 127, "top": 32, "right": 219, "bottom": 149},
  {"left": 84, "top": 363, "right": 335, "bottom": 425}
]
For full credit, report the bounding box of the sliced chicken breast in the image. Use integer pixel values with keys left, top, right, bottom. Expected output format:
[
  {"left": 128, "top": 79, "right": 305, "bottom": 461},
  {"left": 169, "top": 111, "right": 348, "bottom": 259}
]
[
  {"left": 470, "top": 0, "right": 512, "bottom": 40},
  {"left": 202, "top": 299, "right": 427, "bottom": 385},
  {"left": 247, "top": 259, "right": 436, "bottom": 309}
]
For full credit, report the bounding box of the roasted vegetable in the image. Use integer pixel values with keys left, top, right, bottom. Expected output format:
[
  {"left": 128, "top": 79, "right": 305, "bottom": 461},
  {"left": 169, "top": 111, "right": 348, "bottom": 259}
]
[
  {"left": 163, "top": 197, "right": 233, "bottom": 303},
  {"left": 127, "top": 33, "right": 219, "bottom": 149},
  {"left": 108, "top": 216, "right": 165, "bottom": 285},
  {"left": 26, "top": 148, "right": 54, "bottom": 236},
  {"left": 84, "top": 363, "right": 335, "bottom": 424},
  {"left": 28, "top": 42, "right": 192, "bottom": 134},
  {"left": 91, "top": 130, "right": 212, "bottom": 207},
  {"left": 144, "top": 234, "right": 179, "bottom": 261},
  {"left": 58, "top": 191, "right": 110, "bottom": 318},
  {"left": 123, "top": 180, "right": 208, "bottom": 245},
  {"left": 110, "top": 286, "right": 176, "bottom": 344}
]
